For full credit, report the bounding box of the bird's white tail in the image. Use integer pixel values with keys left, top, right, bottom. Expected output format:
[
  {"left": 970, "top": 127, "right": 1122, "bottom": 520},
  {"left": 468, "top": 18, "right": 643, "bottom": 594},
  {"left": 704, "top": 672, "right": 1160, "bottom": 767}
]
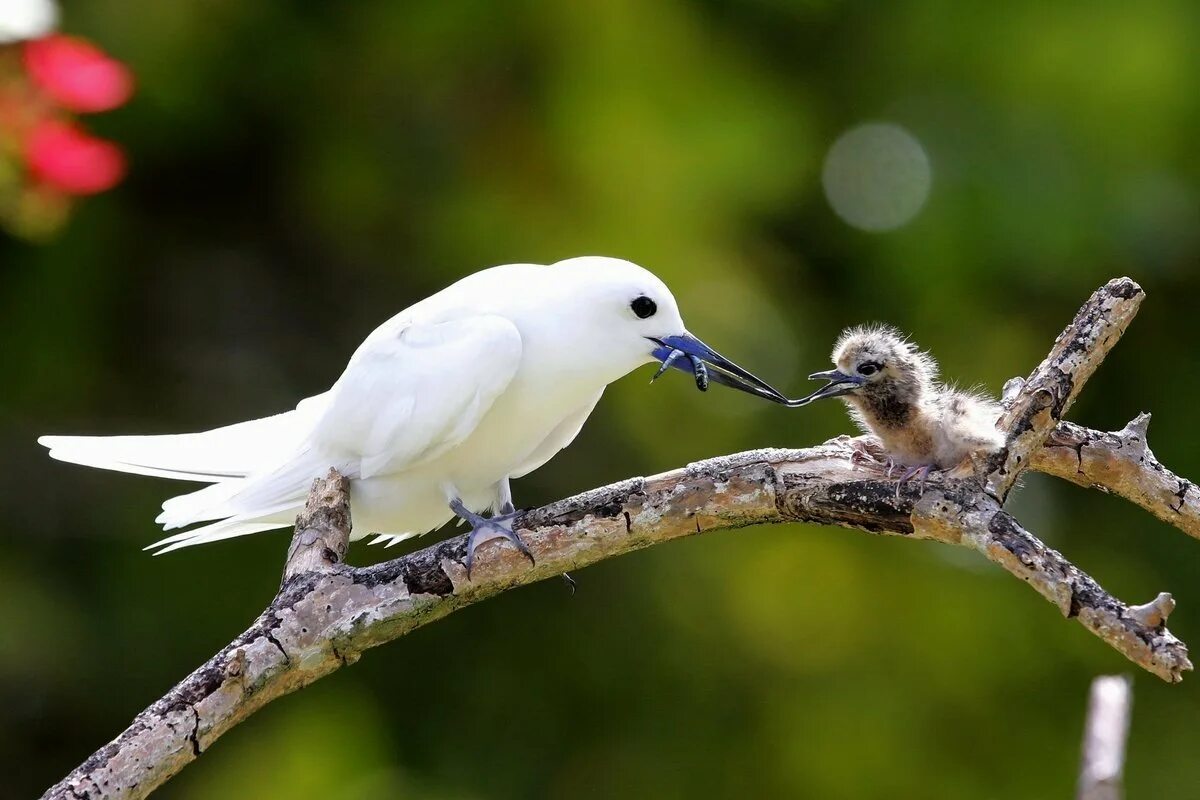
[
  {"left": 147, "top": 450, "right": 353, "bottom": 551},
  {"left": 39, "top": 394, "right": 329, "bottom": 482},
  {"left": 146, "top": 515, "right": 293, "bottom": 554},
  {"left": 154, "top": 450, "right": 325, "bottom": 530},
  {"left": 40, "top": 394, "right": 336, "bottom": 551}
]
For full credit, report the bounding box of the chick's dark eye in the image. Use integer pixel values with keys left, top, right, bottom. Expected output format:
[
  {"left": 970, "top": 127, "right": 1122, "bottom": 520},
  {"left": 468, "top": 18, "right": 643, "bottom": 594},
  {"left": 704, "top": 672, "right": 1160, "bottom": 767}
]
[
  {"left": 630, "top": 296, "right": 657, "bottom": 319},
  {"left": 858, "top": 362, "right": 881, "bottom": 376}
]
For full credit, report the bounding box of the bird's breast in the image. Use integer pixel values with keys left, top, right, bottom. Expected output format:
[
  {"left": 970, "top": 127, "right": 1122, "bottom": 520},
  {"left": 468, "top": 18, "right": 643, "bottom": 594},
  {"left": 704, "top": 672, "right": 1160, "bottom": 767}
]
[{"left": 442, "top": 368, "right": 604, "bottom": 481}]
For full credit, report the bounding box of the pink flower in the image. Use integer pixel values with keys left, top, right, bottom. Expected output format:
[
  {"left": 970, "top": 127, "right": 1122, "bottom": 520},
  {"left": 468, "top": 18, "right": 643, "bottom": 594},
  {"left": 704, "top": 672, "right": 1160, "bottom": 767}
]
[
  {"left": 23, "top": 34, "right": 133, "bottom": 113},
  {"left": 25, "top": 118, "right": 126, "bottom": 194}
]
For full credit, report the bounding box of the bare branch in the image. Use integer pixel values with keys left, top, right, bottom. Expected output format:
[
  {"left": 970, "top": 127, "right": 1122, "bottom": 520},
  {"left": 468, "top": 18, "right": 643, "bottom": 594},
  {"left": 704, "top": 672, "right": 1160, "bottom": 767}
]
[
  {"left": 42, "top": 440, "right": 1192, "bottom": 800},
  {"left": 985, "top": 277, "right": 1144, "bottom": 501},
  {"left": 1077, "top": 675, "right": 1134, "bottom": 800},
  {"left": 282, "top": 469, "right": 352, "bottom": 584},
  {"left": 1031, "top": 416, "right": 1200, "bottom": 541},
  {"left": 1128, "top": 592, "right": 1175, "bottom": 628},
  {"left": 909, "top": 486, "right": 1188, "bottom": 681}
]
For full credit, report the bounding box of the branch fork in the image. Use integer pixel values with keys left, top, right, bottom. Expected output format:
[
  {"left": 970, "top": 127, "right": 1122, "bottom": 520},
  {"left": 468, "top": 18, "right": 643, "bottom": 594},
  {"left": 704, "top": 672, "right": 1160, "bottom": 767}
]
[{"left": 43, "top": 277, "right": 1197, "bottom": 799}]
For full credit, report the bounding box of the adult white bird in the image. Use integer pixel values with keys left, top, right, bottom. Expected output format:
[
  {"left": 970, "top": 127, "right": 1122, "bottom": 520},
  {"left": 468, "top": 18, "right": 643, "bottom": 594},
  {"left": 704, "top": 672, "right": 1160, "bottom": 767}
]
[{"left": 40, "top": 256, "right": 789, "bottom": 574}]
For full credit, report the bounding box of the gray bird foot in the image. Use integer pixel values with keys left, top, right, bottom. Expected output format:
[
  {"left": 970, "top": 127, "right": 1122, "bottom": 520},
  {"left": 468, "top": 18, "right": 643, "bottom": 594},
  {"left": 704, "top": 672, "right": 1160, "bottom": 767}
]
[
  {"left": 894, "top": 464, "right": 936, "bottom": 500},
  {"left": 449, "top": 498, "right": 534, "bottom": 579}
]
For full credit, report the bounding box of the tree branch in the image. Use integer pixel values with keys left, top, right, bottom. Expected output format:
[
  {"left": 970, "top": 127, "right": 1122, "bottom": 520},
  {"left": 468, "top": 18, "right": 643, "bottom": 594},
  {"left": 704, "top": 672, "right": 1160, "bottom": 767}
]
[
  {"left": 984, "top": 277, "right": 1144, "bottom": 500},
  {"left": 1077, "top": 674, "right": 1134, "bottom": 800},
  {"left": 42, "top": 441, "right": 1193, "bottom": 799},
  {"left": 281, "top": 469, "right": 352, "bottom": 583},
  {"left": 42, "top": 277, "right": 1195, "bottom": 799},
  {"left": 1031, "top": 416, "right": 1200, "bottom": 540}
]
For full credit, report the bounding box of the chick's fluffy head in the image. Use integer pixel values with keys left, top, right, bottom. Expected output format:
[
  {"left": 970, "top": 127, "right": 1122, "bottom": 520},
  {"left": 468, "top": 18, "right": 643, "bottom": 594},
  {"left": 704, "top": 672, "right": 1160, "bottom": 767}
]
[{"left": 832, "top": 324, "right": 937, "bottom": 398}]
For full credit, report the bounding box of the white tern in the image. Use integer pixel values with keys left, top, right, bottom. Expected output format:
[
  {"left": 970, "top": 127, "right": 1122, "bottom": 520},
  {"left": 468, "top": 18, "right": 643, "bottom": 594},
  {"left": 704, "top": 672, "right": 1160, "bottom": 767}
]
[{"left": 40, "top": 256, "right": 789, "bottom": 574}]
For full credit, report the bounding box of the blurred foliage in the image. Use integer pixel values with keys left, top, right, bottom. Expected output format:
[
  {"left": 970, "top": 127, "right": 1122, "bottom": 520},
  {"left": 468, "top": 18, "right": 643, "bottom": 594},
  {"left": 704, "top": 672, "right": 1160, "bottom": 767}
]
[
  {"left": 3, "top": 0, "right": 1200, "bottom": 797},
  {"left": 0, "top": 33, "right": 133, "bottom": 239}
]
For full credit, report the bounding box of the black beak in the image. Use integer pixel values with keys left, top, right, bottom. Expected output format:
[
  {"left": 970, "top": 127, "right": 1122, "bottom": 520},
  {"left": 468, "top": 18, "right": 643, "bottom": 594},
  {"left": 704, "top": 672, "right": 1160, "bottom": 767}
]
[
  {"left": 789, "top": 368, "right": 864, "bottom": 406},
  {"left": 648, "top": 333, "right": 790, "bottom": 403}
]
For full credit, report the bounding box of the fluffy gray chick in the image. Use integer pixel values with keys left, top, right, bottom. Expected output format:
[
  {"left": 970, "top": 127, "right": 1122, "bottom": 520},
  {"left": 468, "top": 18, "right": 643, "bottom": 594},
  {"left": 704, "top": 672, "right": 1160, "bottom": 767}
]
[{"left": 798, "top": 325, "right": 1004, "bottom": 486}]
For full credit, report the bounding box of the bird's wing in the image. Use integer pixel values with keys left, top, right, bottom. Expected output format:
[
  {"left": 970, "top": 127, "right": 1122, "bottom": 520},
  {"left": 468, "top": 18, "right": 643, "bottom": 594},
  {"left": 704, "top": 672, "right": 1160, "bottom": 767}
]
[
  {"left": 936, "top": 388, "right": 1005, "bottom": 458},
  {"left": 311, "top": 314, "right": 524, "bottom": 479},
  {"left": 152, "top": 315, "right": 523, "bottom": 534},
  {"left": 509, "top": 389, "right": 603, "bottom": 480}
]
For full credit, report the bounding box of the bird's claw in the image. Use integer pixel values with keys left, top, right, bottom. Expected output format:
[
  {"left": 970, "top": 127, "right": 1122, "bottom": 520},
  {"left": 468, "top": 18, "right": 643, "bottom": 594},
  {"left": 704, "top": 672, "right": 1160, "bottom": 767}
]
[
  {"left": 449, "top": 498, "right": 535, "bottom": 579},
  {"left": 848, "top": 439, "right": 890, "bottom": 473},
  {"left": 894, "top": 464, "right": 935, "bottom": 501},
  {"left": 849, "top": 448, "right": 873, "bottom": 468}
]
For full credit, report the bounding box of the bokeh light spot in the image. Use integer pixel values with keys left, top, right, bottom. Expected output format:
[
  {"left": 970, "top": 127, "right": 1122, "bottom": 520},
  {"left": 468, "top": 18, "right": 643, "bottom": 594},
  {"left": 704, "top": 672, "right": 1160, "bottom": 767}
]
[{"left": 822, "top": 122, "right": 931, "bottom": 232}]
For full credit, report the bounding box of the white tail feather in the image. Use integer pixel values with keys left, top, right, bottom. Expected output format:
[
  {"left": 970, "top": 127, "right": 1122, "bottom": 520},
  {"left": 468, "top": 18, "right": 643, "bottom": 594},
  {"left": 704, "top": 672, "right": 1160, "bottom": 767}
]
[
  {"left": 370, "top": 532, "right": 418, "bottom": 548},
  {"left": 40, "top": 438, "right": 243, "bottom": 482},
  {"left": 39, "top": 393, "right": 329, "bottom": 484},
  {"left": 156, "top": 480, "right": 256, "bottom": 529},
  {"left": 147, "top": 518, "right": 291, "bottom": 554},
  {"left": 152, "top": 445, "right": 343, "bottom": 545}
]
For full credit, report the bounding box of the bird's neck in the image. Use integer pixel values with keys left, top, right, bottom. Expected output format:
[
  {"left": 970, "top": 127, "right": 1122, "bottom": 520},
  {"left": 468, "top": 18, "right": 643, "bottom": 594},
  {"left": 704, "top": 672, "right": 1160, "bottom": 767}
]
[{"left": 849, "top": 386, "right": 919, "bottom": 430}]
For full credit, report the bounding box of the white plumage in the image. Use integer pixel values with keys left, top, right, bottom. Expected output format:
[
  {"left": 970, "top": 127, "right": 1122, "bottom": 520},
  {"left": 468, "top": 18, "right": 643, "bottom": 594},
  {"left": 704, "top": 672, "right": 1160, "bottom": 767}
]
[{"left": 40, "top": 256, "right": 784, "bottom": 562}]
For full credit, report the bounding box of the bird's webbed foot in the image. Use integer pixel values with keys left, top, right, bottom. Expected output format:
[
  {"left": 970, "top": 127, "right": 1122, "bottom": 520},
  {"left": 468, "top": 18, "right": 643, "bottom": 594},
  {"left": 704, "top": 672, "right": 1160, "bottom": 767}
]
[
  {"left": 449, "top": 498, "right": 534, "bottom": 579},
  {"left": 894, "top": 463, "right": 937, "bottom": 500}
]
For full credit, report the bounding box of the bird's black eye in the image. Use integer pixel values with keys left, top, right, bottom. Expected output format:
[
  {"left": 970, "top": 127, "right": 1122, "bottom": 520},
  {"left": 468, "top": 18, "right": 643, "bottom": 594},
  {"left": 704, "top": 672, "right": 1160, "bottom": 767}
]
[
  {"left": 858, "top": 362, "right": 881, "bottom": 376},
  {"left": 631, "top": 296, "right": 657, "bottom": 319}
]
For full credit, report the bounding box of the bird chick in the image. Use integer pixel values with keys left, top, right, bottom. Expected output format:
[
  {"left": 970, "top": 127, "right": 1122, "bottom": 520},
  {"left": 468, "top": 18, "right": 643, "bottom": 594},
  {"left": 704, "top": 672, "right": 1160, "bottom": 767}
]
[{"left": 797, "top": 325, "right": 1003, "bottom": 489}]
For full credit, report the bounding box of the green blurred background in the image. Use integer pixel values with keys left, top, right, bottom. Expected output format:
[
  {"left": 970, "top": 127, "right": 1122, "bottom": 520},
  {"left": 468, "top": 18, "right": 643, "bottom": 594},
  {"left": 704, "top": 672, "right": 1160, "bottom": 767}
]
[{"left": 4, "top": 1, "right": 1200, "bottom": 797}]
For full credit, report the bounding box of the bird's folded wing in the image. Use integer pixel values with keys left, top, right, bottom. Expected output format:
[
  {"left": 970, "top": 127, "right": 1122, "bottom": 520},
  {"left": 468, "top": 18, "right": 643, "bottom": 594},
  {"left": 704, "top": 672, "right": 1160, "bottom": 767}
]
[{"left": 312, "top": 314, "right": 524, "bottom": 479}]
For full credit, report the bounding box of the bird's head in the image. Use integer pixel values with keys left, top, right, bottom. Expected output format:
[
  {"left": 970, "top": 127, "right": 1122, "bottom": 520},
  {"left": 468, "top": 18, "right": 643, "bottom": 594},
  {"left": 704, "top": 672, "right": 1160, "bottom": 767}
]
[
  {"left": 796, "top": 324, "right": 936, "bottom": 407},
  {"left": 544, "top": 256, "right": 789, "bottom": 402}
]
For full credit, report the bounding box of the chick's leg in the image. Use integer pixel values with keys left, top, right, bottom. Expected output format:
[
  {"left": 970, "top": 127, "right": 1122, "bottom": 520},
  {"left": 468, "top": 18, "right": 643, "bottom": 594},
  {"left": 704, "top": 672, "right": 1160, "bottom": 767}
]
[{"left": 894, "top": 464, "right": 936, "bottom": 500}]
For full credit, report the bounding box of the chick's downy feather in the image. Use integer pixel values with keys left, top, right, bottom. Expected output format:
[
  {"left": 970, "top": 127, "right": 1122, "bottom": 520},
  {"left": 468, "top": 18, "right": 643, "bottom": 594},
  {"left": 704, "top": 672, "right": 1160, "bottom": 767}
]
[{"left": 827, "top": 326, "right": 1003, "bottom": 471}]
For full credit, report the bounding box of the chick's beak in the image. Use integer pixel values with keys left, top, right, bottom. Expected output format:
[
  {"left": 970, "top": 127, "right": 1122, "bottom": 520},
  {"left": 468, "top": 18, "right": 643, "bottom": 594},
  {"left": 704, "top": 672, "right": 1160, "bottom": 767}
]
[
  {"left": 647, "top": 333, "right": 789, "bottom": 403},
  {"left": 791, "top": 369, "right": 865, "bottom": 406}
]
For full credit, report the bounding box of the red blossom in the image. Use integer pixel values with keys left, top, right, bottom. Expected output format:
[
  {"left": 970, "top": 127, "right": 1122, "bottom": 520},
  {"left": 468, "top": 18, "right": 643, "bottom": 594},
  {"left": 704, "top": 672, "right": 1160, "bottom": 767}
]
[
  {"left": 25, "top": 118, "right": 126, "bottom": 195},
  {"left": 23, "top": 34, "right": 133, "bottom": 113}
]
